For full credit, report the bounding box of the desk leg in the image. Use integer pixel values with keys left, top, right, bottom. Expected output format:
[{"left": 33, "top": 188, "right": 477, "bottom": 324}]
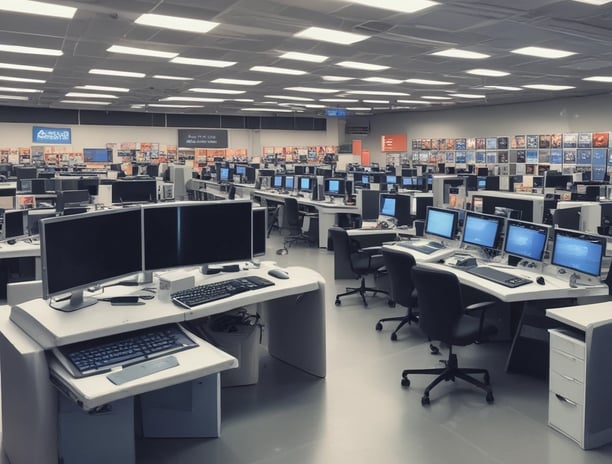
[
  {"left": 317, "top": 210, "right": 336, "bottom": 248},
  {"left": 261, "top": 282, "right": 326, "bottom": 377}
]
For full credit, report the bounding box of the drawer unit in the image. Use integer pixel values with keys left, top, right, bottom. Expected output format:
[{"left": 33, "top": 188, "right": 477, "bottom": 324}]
[{"left": 549, "top": 391, "right": 584, "bottom": 446}]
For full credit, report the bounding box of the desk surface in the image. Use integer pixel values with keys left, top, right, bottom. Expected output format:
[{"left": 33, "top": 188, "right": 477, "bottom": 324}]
[
  {"left": 254, "top": 189, "right": 358, "bottom": 211},
  {"left": 546, "top": 301, "right": 612, "bottom": 331},
  {"left": 0, "top": 238, "right": 40, "bottom": 258}
]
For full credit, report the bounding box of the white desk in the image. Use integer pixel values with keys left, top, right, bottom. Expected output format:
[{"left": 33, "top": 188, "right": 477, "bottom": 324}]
[{"left": 0, "top": 263, "right": 326, "bottom": 464}]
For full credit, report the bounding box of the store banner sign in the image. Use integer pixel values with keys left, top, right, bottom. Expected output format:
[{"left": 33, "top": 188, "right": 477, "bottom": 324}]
[
  {"left": 32, "top": 126, "right": 72, "bottom": 144},
  {"left": 178, "top": 129, "right": 228, "bottom": 148}
]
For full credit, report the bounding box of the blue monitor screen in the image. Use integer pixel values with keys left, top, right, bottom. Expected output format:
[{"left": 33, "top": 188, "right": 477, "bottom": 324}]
[
  {"left": 299, "top": 177, "right": 311, "bottom": 191},
  {"left": 462, "top": 212, "right": 503, "bottom": 249},
  {"left": 327, "top": 179, "right": 340, "bottom": 194},
  {"left": 551, "top": 230, "right": 605, "bottom": 277},
  {"left": 402, "top": 177, "right": 415, "bottom": 186},
  {"left": 362, "top": 175, "right": 370, "bottom": 184},
  {"left": 273, "top": 175, "right": 283, "bottom": 188},
  {"left": 219, "top": 167, "right": 230, "bottom": 182},
  {"left": 386, "top": 175, "right": 397, "bottom": 184},
  {"left": 380, "top": 196, "right": 396, "bottom": 217},
  {"left": 425, "top": 207, "right": 458, "bottom": 240},
  {"left": 285, "top": 176, "right": 294, "bottom": 190},
  {"left": 477, "top": 177, "right": 487, "bottom": 189},
  {"left": 504, "top": 220, "right": 548, "bottom": 261},
  {"left": 83, "top": 148, "right": 112, "bottom": 163},
  {"left": 235, "top": 165, "right": 246, "bottom": 176}
]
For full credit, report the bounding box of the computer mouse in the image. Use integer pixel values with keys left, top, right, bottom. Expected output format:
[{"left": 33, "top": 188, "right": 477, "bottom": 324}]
[
  {"left": 268, "top": 268, "right": 290, "bottom": 279},
  {"left": 536, "top": 276, "right": 545, "bottom": 285},
  {"left": 6, "top": 239, "right": 16, "bottom": 245},
  {"left": 437, "top": 259, "right": 445, "bottom": 264}
]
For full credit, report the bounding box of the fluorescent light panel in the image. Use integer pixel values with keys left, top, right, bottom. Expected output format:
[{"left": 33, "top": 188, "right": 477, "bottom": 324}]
[
  {"left": 336, "top": 61, "right": 389, "bottom": 71},
  {"left": 361, "top": 77, "right": 403, "bottom": 84},
  {"left": 346, "top": 107, "right": 371, "bottom": 111},
  {"left": 483, "top": 85, "right": 523, "bottom": 91},
  {"left": 449, "top": 93, "right": 486, "bottom": 98},
  {"left": 285, "top": 87, "right": 339, "bottom": 94},
  {"left": 188, "top": 88, "right": 245, "bottom": 94},
  {"left": 0, "top": 62, "right": 52, "bottom": 72},
  {"left": 65, "top": 92, "right": 118, "bottom": 99},
  {"left": 0, "top": 75, "right": 45, "bottom": 83},
  {"left": 422, "top": 95, "right": 452, "bottom": 100},
  {"left": 135, "top": 14, "right": 219, "bottom": 34},
  {"left": 76, "top": 85, "right": 130, "bottom": 92},
  {"left": 320, "top": 98, "right": 359, "bottom": 102},
  {"left": 0, "top": 95, "right": 28, "bottom": 100},
  {"left": 396, "top": 100, "right": 432, "bottom": 104},
  {"left": 405, "top": 78, "right": 453, "bottom": 85},
  {"left": 466, "top": 69, "right": 509, "bottom": 77},
  {"left": 431, "top": 48, "right": 489, "bottom": 59},
  {"left": 583, "top": 76, "right": 612, "bottom": 82},
  {"left": 294, "top": 27, "right": 369, "bottom": 45},
  {"left": 161, "top": 97, "right": 224, "bottom": 102},
  {"left": 265, "top": 95, "right": 314, "bottom": 101},
  {"left": 107, "top": 45, "right": 177, "bottom": 59},
  {"left": 250, "top": 66, "right": 307, "bottom": 75},
  {"left": 346, "top": 90, "right": 409, "bottom": 96},
  {"left": 363, "top": 99, "right": 389, "bottom": 104},
  {"left": 522, "top": 84, "right": 575, "bottom": 91},
  {"left": 0, "top": 0, "right": 76, "bottom": 19},
  {"left": 280, "top": 51, "right": 328, "bottom": 63},
  {"left": 572, "top": 0, "right": 612, "bottom": 5},
  {"left": 0, "top": 44, "right": 62, "bottom": 56},
  {"left": 212, "top": 78, "right": 261, "bottom": 86},
  {"left": 241, "top": 108, "right": 293, "bottom": 113},
  {"left": 511, "top": 46, "right": 576, "bottom": 59},
  {"left": 0, "top": 86, "right": 42, "bottom": 93},
  {"left": 89, "top": 69, "right": 145, "bottom": 78},
  {"left": 148, "top": 104, "right": 203, "bottom": 108},
  {"left": 60, "top": 100, "right": 110, "bottom": 105},
  {"left": 153, "top": 75, "right": 194, "bottom": 81},
  {"left": 345, "top": 0, "right": 439, "bottom": 14},
  {"left": 322, "top": 75, "right": 354, "bottom": 81},
  {"left": 171, "top": 57, "right": 236, "bottom": 68}
]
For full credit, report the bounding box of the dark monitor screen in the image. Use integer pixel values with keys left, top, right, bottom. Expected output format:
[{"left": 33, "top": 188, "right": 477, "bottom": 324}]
[
  {"left": 504, "top": 219, "right": 549, "bottom": 262},
  {"left": 462, "top": 212, "right": 504, "bottom": 249},
  {"left": 41, "top": 208, "right": 143, "bottom": 302},
  {"left": 112, "top": 180, "right": 156, "bottom": 204},
  {"left": 316, "top": 168, "right": 332, "bottom": 179},
  {"left": 361, "top": 190, "right": 380, "bottom": 221},
  {"left": 55, "top": 178, "right": 79, "bottom": 192},
  {"left": 272, "top": 175, "right": 284, "bottom": 189},
  {"left": 325, "top": 178, "right": 345, "bottom": 196},
  {"left": 545, "top": 174, "right": 573, "bottom": 189},
  {"left": 298, "top": 176, "right": 313, "bottom": 192},
  {"left": 379, "top": 195, "right": 396, "bottom": 217},
  {"left": 477, "top": 167, "right": 489, "bottom": 176},
  {"left": 78, "top": 178, "right": 99, "bottom": 196},
  {"left": 143, "top": 201, "right": 252, "bottom": 271},
  {"left": 14, "top": 166, "right": 37, "bottom": 180},
  {"left": 294, "top": 165, "right": 306, "bottom": 175},
  {"left": 551, "top": 229, "right": 605, "bottom": 277},
  {"left": 27, "top": 209, "right": 56, "bottom": 235},
  {"left": 83, "top": 148, "right": 112, "bottom": 163},
  {"left": 55, "top": 190, "right": 89, "bottom": 212},
  {"left": 425, "top": 207, "right": 458, "bottom": 240},
  {"left": 402, "top": 168, "right": 417, "bottom": 177},
  {"left": 258, "top": 169, "right": 275, "bottom": 177},
  {"left": 553, "top": 207, "right": 581, "bottom": 231},
  {"left": 284, "top": 175, "right": 295, "bottom": 191},
  {"left": 253, "top": 207, "right": 266, "bottom": 257},
  {"left": 3, "top": 209, "right": 27, "bottom": 239}
]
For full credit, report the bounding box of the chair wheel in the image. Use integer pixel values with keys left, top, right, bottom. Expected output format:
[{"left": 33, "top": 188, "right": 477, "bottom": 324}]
[
  {"left": 486, "top": 392, "right": 494, "bottom": 404},
  {"left": 429, "top": 344, "right": 440, "bottom": 355},
  {"left": 375, "top": 322, "right": 383, "bottom": 331},
  {"left": 335, "top": 298, "right": 341, "bottom": 306},
  {"left": 390, "top": 332, "right": 398, "bottom": 341},
  {"left": 401, "top": 377, "right": 410, "bottom": 387},
  {"left": 421, "top": 395, "right": 430, "bottom": 406},
  {"left": 388, "top": 300, "right": 395, "bottom": 307},
  {"left": 483, "top": 372, "right": 490, "bottom": 385}
]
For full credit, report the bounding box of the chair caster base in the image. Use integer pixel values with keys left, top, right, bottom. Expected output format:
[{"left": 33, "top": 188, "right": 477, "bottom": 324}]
[
  {"left": 335, "top": 298, "right": 341, "bottom": 306},
  {"left": 486, "top": 392, "right": 494, "bottom": 403},
  {"left": 390, "top": 332, "right": 398, "bottom": 341},
  {"left": 375, "top": 322, "right": 383, "bottom": 331},
  {"left": 421, "top": 395, "right": 430, "bottom": 406},
  {"left": 430, "top": 344, "right": 440, "bottom": 355},
  {"left": 401, "top": 377, "right": 410, "bottom": 387}
]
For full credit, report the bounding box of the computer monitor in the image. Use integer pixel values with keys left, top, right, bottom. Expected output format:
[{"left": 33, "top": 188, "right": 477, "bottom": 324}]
[
  {"left": 40, "top": 208, "right": 143, "bottom": 312},
  {"left": 252, "top": 207, "right": 267, "bottom": 257},
  {"left": 143, "top": 201, "right": 252, "bottom": 272},
  {"left": 551, "top": 229, "right": 605, "bottom": 277},
  {"left": 533, "top": 176, "right": 544, "bottom": 188},
  {"left": 298, "top": 176, "right": 313, "bottom": 193},
  {"left": 402, "top": 177, "right": 416, "bottom": 188},
  {"left": 402, "top": 168, "right": 417, "bottom": 177},
  {"left": 544, "top": 173, "right": 573, "bottom": 189},
  {"left": 316, "top": 167, "right": 333, "bottom": 179},
  {"left": 477, "top": 167, "right": 489, "bottom": 176},
  {"left": 379, "top": 194, "right": 397, "bottom": 218},
  {"left": 272, "top": 175, "right": 284, "bottom": 189},
  {"left": 235, "top": 165, "right": 247, "bottom": 177},
  {"left": 258, "top": 169, "right": 275, "bottom": 178},
  {"left": 477, "top": 176, "right": 487, "bottom": 189},
  {"left": 503, "top": 219, "right": 549, "bottom": 262},
  {"left": 361, "top": 174, "right": 370, "bottom": 186},
  {"left": 55, "top": 190, "right": 90, "bottom": 213},
  {"left": 552, "top": 207, "right": 581, "bottom": 231},
  {"left": 294, "top": 165, "right": 307, "bottom": 175},
  {"left": 324, "top": 178, "right": 345, "bottom": 197},
  {"left": 462, "top": 212, "right": 504, "bottom": 250},
  {"left": 386, "top": 175, "right": 398, "bottom": 185},
  {"left": 78, "top": 178, "right": 99, "bottom": 196},
  {"left": 112, "top": 180, "right": 157, "bottom": 204},
  {"left": 27, "top": 209, "right": 56, "bottom": 236},
  {"left": 83, "top": 148, "right": 112, "bottom": 163},
  {"left": 14, "top": 166, "right": 37, "bottom": 181},
  {"left": 0, "top": 187, "right": 16, "bottom": 210},
  {"left": 218, "top": 166, "right": 233, "bottom": 183},
  {"left": 3, "top": 209, "right": 27, "bottom": 239},
  {"left": 284, "top": 175, "right": 295, "bottom": 191},
  {"left": 424, "top": 207, "right": 458, "bottom": 240},
  {"left": 54, "top": 178, "right": 79, "bottom": 192}
]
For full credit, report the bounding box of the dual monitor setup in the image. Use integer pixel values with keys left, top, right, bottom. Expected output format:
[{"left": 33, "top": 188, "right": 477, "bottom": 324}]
[
  {"left": 422, "top": 206, "right": 606, "bottom": 278},
  {"left": 40, "top": 201, "right": 267, "bottom": 313}
]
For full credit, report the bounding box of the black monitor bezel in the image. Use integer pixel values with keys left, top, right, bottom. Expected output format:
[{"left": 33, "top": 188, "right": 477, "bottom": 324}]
[
  {"left": 424, "top": 206, "right": 459, "bottom": 241},
  {"left": 503, "top": 218, "right": 549, "bottom": 262},
  {"left": 461, "top": 211, "right": 505, "bottom": 250},
  {"left": 550, "top": 228, "right": 606, "bottom": 277}
]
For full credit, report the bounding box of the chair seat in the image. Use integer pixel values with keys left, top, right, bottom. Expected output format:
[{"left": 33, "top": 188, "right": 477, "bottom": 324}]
[{"left": 351, "top": 253, "right": 384, "bottom": 274}]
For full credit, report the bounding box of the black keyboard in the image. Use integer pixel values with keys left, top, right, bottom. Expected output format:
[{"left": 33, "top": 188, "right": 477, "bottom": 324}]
[
  {"left": 466, "top": 266, "right": 532, "bottom": 288},
  {"left": 397, "top": 240, "right": 445, "bottom": 255},
  {"left": 57, "top": 323, "right": 197, "bottom": 377},
  {"left": 171, "top": 276, "right": 275, "bottom": 309}
]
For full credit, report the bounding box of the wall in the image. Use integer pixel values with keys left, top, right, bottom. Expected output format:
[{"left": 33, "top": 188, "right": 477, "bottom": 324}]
[{"left": 356, "top": 93, "right": 612, "bottom": 166}]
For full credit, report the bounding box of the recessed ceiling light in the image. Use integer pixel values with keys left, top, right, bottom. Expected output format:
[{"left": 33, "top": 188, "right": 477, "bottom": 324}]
[
  {"left": 320, "top": 98, "right": 359, "bottom": 102},
  {"left": 346, "top": 107, "right": 372, "bottom": 111},
  {"left": 344, "top": 0, "right": 439, "bottom": 14},
  {"left": 522, "top": 84, "right": 575, "bottom": 91},
  {"left": 483, "top": 85, "right": 523, "bottom": 91},
  {"left": 431, "top": 48, "right": 489, "bottom": 59},
  {"left": 171, "top": 57, "right": 236, "bottom": 68},
  {"left": 448, "top": 93, "right": 486, "bottom": 98},
  {"left": 153, "top": 75, "right": 194, "bottom": 81},
  {"left": 405, "top": 78, "right": 454, "bottom": 85},
  {"left": 89, "top": 69, "right": 145, "bottom": 78},
  {"left": 0, "top": 86, "right": 42, "bottom": 93},
  {"left": 511, "top": 47, "right": 576, "bottom": 59},
  {"left": 76, "top": 85, "right": 130, "bottom": 92},
  {"left": 161, "top": 97, "right": 224, "bottom": 102},
  {"left": 303, "top": 104, "right": 326, "bottom": 108},
  {"left": 232, "top": 99, "right": 254, "bottom": 102},
  {"left": 107, "top": 45, "right": 178, "bottom": 59},
  {"left": 422, "top": 95, "right": 452, "bottom": 100},
  {"left": 0, "top": 94, "right": 28, "bottom": 100},
  {"left": 361, "top": 77, "right": 403, "bottom": 84},
  {"left": 188, "top": 88, "right": 245, "bottom": 94},
  {"left": 280, "top": 51, "right": 328, "bottom": 63},
  {"left": 0, "top": 0, "right": 76, "bottom": 19},
  {"left": 345, "top": 90, "right": 409, "bottom": 96},
  {"left": 264, "top": 95, "right": 314, "bottom": 101},
  {"left": 396, "top": 100, "right": 432, "bottom": 104},
  {"left": 572, "top": 0, "right": 612, "bottom": 5},
  {"left": 363, "top": 99, "right": 390, "bottom": 104},
  {"left": 131, "top": 104, "right": 145, "bottom": 109},
  {"left": 59, "top": 100, "right": 110, "bottom": 105},
  {"left": 212, "top": 78, "right": 261, "bottom": 86},
  {"left": 285, "top": 87, "right": 340, "bottom": 93},
  {"left": 0, "top": 62, "right": 52, "bottom": 72},
  {"left": 294, "top": 27, "right": 369, "bottom": 45},
  {"left": 148, "top": 104, "right": 203, "bottom": 108},
  {"left": 0, "top": 75, "right": 45, "bottom": 83},
  {"left": 336, "top": 61, "right": 390, "bottom": 71},
  {"left": 241, "top": 108, "right": 294, "bottom": 113},
  {"left": 583, "top": 76, "right": 612, "bottom": 82},
  {"left": 135, "top": 14, "right": 219, "bottom": 34},
  {"left": 250, "top": 66, "right": 307, "bottom": 75},
  {"left": 0, "top": 44, "right": 62, "bottom": 56},
  {"left": 322, "top": 75, "right": 355, "bottom": 81},
  {"left": 465, "top": 69, "right": 510, "bottom": 77},
  {"left": 65, "top": 92, "right": 118, "bottom": 99}
]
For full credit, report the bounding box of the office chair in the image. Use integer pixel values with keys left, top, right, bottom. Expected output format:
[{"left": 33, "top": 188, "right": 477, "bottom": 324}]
[
  {"left": 267, "top": 204, "right": 281, "bottom": 238},
  {"left": 375, "top": 248, "right": 419, "bottom": 341},
  {"left": 329, "top": 226, "right": 390, "bottom": 307},
  {"left": 278, "top": 197, "right": 316, "bottom": 253},
  {"left": 402, "top": 265, "right": 497, "bottom": 405}
]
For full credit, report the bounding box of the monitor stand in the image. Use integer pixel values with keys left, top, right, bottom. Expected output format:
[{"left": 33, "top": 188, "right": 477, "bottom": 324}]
[{"left": 52, "top": 289, "right": 97, "bottom": 312}]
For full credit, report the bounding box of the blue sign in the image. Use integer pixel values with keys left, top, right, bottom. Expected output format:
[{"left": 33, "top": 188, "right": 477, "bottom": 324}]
[
  {"left": 326, "top": 109, "right": 347, "bottom": 117},
  {"left": 32, "top": 126, "right": 72, "bottom": 144}
]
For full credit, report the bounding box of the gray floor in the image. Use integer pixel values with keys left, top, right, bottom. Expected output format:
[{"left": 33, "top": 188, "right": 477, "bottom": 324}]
[{"left": 135, "top": 234, "right": 612, "bottom": 464}]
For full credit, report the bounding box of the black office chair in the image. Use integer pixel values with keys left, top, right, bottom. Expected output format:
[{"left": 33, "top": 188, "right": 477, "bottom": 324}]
[
  {"left": 278, "top": 197, "right": 316, "bottom": 252},
  {"left": 329, "top": 226, "right": 390, "bottom": 307},
  {"left": 375, "top": 248, "right": 418, "bottom": 341},
  {"left": 402, "top": 265, "right": 497, "bottom": 405}
]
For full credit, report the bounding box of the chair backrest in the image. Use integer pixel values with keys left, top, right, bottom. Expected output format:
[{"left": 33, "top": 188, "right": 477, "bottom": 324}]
[
  {"left": 284, "top": 197, "right": 300, "bottom": 227},
  {"left": 410, "top": 265, "right": 465, "bottom": 343},
  {"left": 382, "top": 248, "right": 416, "bottom": 308},
  {"left": 604, "top": 258, "right": 612, "bottom": 295},
  {"left": 328, "top": 226, "right": 352, "bottom": 259}
]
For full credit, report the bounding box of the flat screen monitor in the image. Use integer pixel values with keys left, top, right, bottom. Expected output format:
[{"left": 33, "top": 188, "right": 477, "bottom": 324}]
[
  {"left": 386, "top": 175, "right": 398, "bottom": 185},
  {"left": 477, "top": 176, "right": 487, "bottom": 189},
  {"left": 402, "top": 168, "right": 417, "bottom": 177},
  {"left": 316, "top": 167, "right": 332, "bottom": 179},
  {"left": 462, "top": 212, "right": 504, "bottom": 250},
  {"left": 112, "top": 180, "right": 156, "bottom": 204},
  {"left": 83, "top": 148, "right": 112, "bottom": 163},
  {"left": 235, "top": 165, "right": 247, "bottom": 176},
  {"left": 272, "top": 175, "right": 284, "bottom": 189},
  {"left": 551, "top": 229, "right": 605, "bottom": 277},
  {"left": 54, "top": 178, "right": 79, "bottom": 192},
  {"left": 325, "top": 178, "right": 345, "bottom": 197},
  {"left": 258, "top": 169, "right": 275, "bottom": 177},
  {"left": 294, "top": 165, "right": 306, "bottom": 175},
  {"left": 78, "top": 178, "right": 99, "bottom": 196},
  {"left": 27, "top": 209, "right": 56, "bottom": 235},
  {"left": 545, "top": 174, "right": 573, "bottom": 189},
  {"left": 143, "top": 201, "right": 252, "bottom": 272},
  {"left": 284, "top": 175, "right": 295, "bottom": 191},
  {"left": 361, "top": 174, "right": 370, "bottom": 185},
  {"left": 3, "top": 209, "right": 27, "bottom": 239},
  {"left": 379, "top": 194, "right": 396, "bottom": 217},
  {"left": 553, "top": 207, "right": 581, "bottom": 231},
  {"left": 477, "top": 167, "right": 489, "bottom": 176},
  {"left": 55, "top": 190, "right": 89, "bottom": 213},
  {"left": 298, "top": 176, "right": 313, "bottom": 192},
  {"left": 253, "top": 207, "right": 266, "bottom": 257},
  {"left": 424, "top": 207, "right": 458, "bottom": 240},
  {"left": 40, "top": 208, "right": 143, "bottom": 311},
  {"left": 14, "top": 166, "right": 37, "bottom": 181},
  {"left": 402, "top": 177, "right": 416, "bottom": 187},
  {"left": 218, "top": 167, "right": 233, "bottom": 182},
  {"left": 503, "top": 219, "right": 549, "bottom": 262}
]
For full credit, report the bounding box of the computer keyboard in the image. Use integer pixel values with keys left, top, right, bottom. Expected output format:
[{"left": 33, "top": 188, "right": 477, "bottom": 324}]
[
  {"left": 55, "top": 323, "right": 197, "bottom": 378},
  {"left": 171, "top": 276, "right": 275, "bottom": 309},
  {"left": 466, "top": 266, "right": 532, "bottom": 288},
  {"left": 397, "top": 240, "right": 445, "bottom": 255}
]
